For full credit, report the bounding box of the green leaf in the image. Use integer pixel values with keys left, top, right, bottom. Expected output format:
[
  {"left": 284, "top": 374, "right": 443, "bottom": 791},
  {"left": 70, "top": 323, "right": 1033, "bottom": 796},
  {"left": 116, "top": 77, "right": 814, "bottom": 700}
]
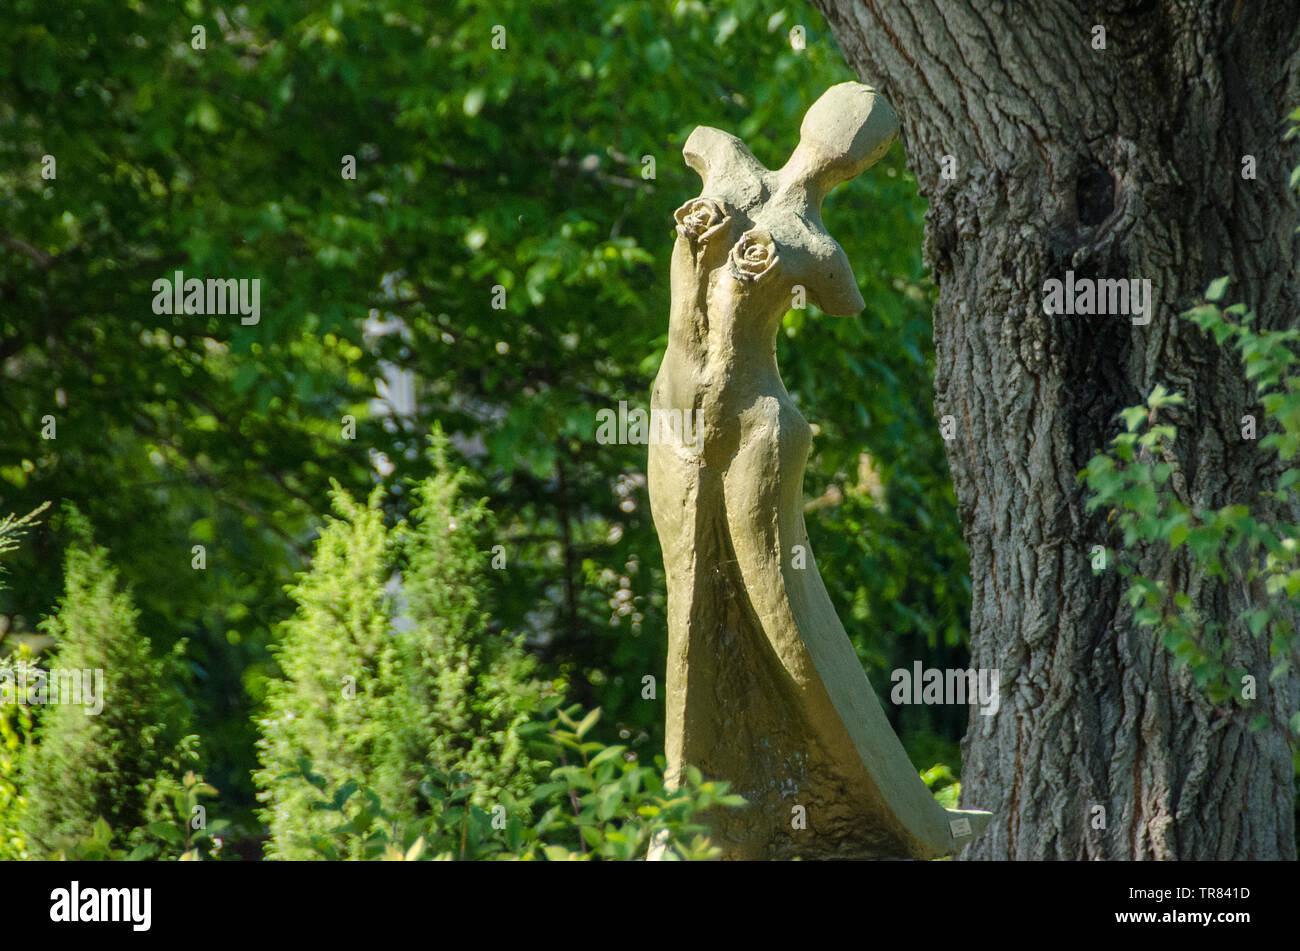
[
  {"left": 645, "top": 38, "right": 673, "bottom": 73},
  {"left": 333, "top": 780, "right": 359, "bottom": 809},
  {"left": 575, "top": 707, "right": 601, "bottom": 740},
  {"left": 147, "top": 822, "right": 184, "bottom": 846},
  {"left": 1204, "top": 276, "right": 1231, "bottom": 302},
  {"left": 127, "top": 842, "right": 161, "bottom": 861},
  {"left": 1120, "top": 405, "right": 1148, "bottom": 432},
  {"left": 1168, "top": 521, "right": 1190, "bottom": 550},
  {"left": 587, "top": 744, "right": 625, "bottom": 768},
  {"left": 1187, "top": 525, "right": 1222, "bottom": 562},
  {"left": 1247, "top": 609, "right": 1270, "bottom": 637}
]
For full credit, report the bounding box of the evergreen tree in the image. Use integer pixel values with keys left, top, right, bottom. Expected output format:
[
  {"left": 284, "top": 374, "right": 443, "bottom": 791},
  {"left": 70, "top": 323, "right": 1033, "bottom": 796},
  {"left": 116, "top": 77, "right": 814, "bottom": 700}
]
[
  {"left": 19, "top": 509, "right": 195, "bottom": 856},
  {"left": 253, "top": 485, "right": 399, "bottom": 859},
  {"left": 255, "top": 431, "right": 549, "bottom": 859},
  {"left": 396, "top": 433, "right": 547, "bottom": 809}
]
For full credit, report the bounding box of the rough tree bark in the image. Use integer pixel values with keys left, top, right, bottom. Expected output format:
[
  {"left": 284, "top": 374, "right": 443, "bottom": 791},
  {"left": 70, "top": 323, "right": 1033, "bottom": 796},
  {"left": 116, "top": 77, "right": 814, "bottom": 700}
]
[{"left": 813, "top": 0, "right": 1300, "bottom": 859}]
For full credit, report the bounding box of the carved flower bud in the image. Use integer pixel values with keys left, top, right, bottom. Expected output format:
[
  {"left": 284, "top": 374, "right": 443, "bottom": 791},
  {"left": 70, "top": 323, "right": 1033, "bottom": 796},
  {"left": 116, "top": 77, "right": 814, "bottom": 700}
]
[
  {"left": 674, "top": 197, "right": 731, "bottom": 245},
  {"left": 728, "top": 229, "right": 779, "bottom": 282}
]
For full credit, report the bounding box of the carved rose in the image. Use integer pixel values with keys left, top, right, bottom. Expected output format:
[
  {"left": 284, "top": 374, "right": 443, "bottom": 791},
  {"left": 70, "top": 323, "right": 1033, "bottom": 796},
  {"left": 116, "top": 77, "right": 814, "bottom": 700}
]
[
  {"left": 674, "top": 197, "right": 731, "bottom": 245},
  {"left": 728, "top": 229, "right": 779, "bottom": 282}
]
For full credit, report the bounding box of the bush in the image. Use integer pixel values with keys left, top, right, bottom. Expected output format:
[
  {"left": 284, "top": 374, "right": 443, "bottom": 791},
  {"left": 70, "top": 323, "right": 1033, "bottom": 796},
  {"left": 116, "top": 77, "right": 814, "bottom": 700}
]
[
  {"left": 17, "top": 507, "right": 198, "bottom": 857},
  {"left": 0, "top": 646, "right": 36, "bottom": 861},
  {"left": 255, "top": 429, "right": 551, "bottom": 859},
  {"left": 295, "top": 705, "right": 744, "bottom": 861},
  {"left": 0, "top": 504, "right": 48, "bottom": 861},
  {"left": 45, "top": 771, "right": 227, "bottom": 862}
]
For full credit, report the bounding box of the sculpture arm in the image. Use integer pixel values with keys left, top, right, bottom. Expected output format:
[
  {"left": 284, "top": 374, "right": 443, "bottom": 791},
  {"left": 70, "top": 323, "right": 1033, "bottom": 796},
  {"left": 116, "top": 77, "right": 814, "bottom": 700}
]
[{"left": 804, "top": 243, "right": 866, "bottom": 317}]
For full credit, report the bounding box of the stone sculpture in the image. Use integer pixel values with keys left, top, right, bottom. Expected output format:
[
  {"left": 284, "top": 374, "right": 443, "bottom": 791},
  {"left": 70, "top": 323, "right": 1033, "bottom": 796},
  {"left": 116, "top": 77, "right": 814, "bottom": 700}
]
[{"left": 648, "top": 82, "right": 992, "bottom": 859}]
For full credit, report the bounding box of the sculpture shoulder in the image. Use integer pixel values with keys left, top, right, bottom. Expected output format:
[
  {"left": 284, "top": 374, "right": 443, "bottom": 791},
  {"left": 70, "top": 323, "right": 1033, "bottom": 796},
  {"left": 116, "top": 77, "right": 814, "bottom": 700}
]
[
  {"left": 682, "top": 127, "right": 769, "bottom": 208},
  {"left": 682, "top": 126, "right": 752, "bottom": 178}
]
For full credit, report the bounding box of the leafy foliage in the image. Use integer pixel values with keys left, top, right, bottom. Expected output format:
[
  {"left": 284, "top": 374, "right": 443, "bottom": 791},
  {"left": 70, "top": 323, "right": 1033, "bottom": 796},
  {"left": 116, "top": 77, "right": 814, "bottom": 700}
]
[
  {"left": 49, "top": 771, "right": 227, "bottom": 861},
  {"left": 1081, "top": 286, "right": 1300, "bottom": 734},
  {"left": 1081, "top": 109, "right": 1300, "bottom": 822},
  {"left": 296, "top": 705, "right": 743, "bottom": 861}
]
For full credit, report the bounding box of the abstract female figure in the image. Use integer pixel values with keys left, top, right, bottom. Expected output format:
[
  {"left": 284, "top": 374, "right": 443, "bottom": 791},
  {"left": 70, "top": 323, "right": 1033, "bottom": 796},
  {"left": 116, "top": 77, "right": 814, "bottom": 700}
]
[{"left": 649, "top": 83, "right": 990, "bottom": 859}]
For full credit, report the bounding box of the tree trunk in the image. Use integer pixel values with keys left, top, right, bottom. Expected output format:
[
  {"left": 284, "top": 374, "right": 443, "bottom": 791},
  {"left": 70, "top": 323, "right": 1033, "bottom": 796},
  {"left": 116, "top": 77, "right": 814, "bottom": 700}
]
[{"left": 814, "top": 0, "right": 1300, "bottom": 859}]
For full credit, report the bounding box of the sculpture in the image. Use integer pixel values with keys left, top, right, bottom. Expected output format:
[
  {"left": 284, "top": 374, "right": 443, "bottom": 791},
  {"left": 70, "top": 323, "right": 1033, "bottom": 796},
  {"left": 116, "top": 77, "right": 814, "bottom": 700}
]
[{"left": 648, "top": 82, "right": 992, "bottom": 859}]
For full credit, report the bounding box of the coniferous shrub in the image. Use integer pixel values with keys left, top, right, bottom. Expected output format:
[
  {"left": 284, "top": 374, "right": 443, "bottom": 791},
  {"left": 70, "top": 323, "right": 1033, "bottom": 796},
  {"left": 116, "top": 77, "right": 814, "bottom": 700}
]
[
  {"left": 18, "top": 508, "right": 197, "bottom": 857},
  {"left": 253, "top": 485, "right": 399, "bottom": 858},
  {"left": 0, "top": 645, "right": 36, "bottom": 861},
  {"left": 0, "top": 503, "right": 48, "bottom": 860},
  {"left": 255, "top": 431, "right": 550, "bottom": 859},
  {"left": 396, "top": 435, "right": 546, "bottom": 809}
]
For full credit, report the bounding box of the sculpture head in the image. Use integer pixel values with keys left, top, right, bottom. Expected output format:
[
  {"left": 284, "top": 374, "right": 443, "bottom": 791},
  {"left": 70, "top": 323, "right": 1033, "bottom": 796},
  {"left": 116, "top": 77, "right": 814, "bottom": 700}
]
[{"left": 783, "top": 81, "right": 900, "bottom": 195}]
